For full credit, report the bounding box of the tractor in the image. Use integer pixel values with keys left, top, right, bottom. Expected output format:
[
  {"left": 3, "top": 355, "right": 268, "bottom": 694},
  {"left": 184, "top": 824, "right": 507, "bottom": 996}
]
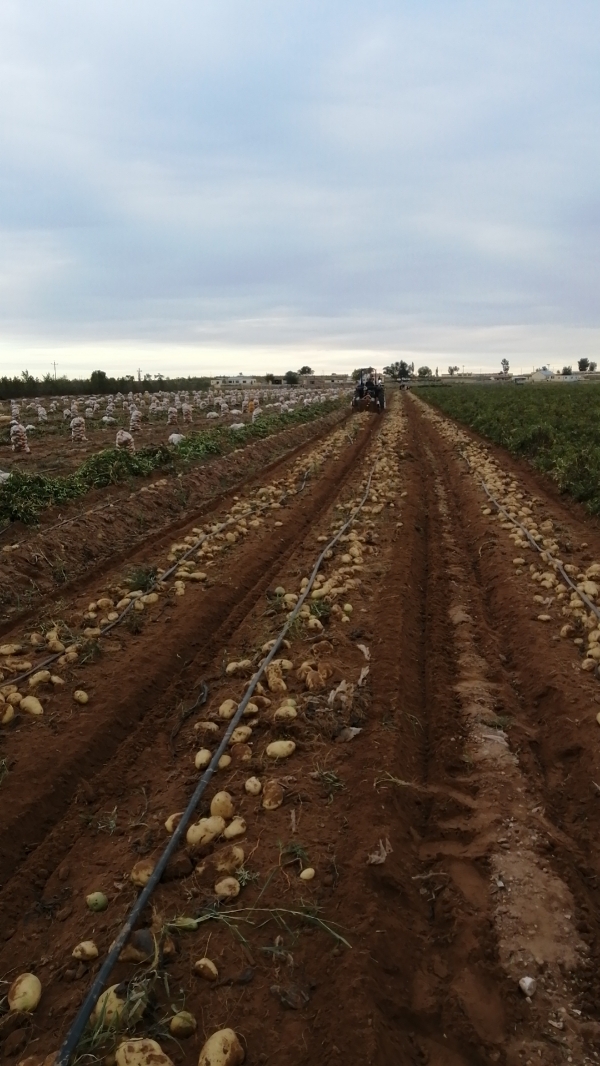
[{"left": 351, "top": 369, "right": 385, "bottom": 413}]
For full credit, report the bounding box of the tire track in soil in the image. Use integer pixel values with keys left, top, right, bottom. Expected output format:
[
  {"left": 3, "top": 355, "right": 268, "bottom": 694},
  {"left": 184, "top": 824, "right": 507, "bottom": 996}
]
[
  {"left": 0, "top": 413, "right": 381, "bottom": 919},
  {"left": 401, "top": 397, "right": 600, "bottom": 1064},
  {"left": 0, "top": 407, "right": 350, "bottom": 633}
]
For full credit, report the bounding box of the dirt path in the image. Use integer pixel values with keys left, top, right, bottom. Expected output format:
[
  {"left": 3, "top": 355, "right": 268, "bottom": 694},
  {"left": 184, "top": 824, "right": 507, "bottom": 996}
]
[{"left": 3, "top": 394, "right": 600, "bottom": 1066}]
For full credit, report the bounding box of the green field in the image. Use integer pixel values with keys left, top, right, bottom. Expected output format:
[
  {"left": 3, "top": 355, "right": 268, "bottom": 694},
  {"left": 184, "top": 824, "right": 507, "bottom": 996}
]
[{"left": 419, "top": 383, "right": 600, "bottom": 514}]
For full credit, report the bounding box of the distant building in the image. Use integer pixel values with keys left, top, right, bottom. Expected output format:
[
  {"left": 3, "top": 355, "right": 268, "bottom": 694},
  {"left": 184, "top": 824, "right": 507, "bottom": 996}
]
[
  {"left": 211, "top": 374, "right": 257, "bottom": 386},
  {"left": 530, "top": 369, "right": 554, "bottom": 382},
  {"left": 299, "top": 373, "right": 350, "bottom": 385}
]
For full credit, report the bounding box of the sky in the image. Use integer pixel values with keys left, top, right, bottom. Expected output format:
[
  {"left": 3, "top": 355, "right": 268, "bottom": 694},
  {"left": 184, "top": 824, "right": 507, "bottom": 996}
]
[{"left": 0, "top": 0, "right": 599, "bottom": 379}]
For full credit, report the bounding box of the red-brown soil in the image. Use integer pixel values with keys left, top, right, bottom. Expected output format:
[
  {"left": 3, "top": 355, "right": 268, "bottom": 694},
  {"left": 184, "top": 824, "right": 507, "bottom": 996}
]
[{"left": 2, "top": 394, "right": 600, "bottom": 1066}]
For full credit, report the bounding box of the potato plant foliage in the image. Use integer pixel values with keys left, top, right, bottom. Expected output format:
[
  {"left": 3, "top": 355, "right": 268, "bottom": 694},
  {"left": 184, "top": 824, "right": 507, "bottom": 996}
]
[
  {"left": 420, "top": 384, "right": 600, "bottom": 513},
  {"left": 0, "top": 400, "right": 342, "bottom": 525}
]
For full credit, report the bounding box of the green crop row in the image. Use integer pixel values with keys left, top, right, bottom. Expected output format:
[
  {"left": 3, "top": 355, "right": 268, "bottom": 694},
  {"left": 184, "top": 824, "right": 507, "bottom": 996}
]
[
  {"left": 419, "top": 384, "right": 600, "bottom": 513},
  {"left": 0, "top": 399, "right": 345, "bottom": 526}
]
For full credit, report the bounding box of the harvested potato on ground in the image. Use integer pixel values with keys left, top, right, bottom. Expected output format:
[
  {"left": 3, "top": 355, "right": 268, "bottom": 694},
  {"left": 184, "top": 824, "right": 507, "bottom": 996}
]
[
  {"left": 116, "top": 1039, "right": 174, "bottom": 1066},
  {"left": 262, "top": 779, "right": 284, "bottom": 810},
  {"left": 86, "top": 891, "right": 108, "bottom": 912},
  {"left": 214, "top": 844, "right": 245, "bottom": 874},
  {"left": 8, "top": 973, "right": 42, "bottom": 1012},
  {"left": 215, "top": 876, "right": 240, "bottom": 899},
  {"left": 170, "top": 1011, "right": 197, "bottom": 1037},
  {"left": 72, "top": 941, "right": 99, "bottom": 961},
  {"left": 165, "top": 812, "right": 183, "bottom": 833},
  {"left": 210, "top": 792, "right": 235, "bottom": 819},
  {"left": 92, "top": 984, "right": 146, "bottom": 1027},
  {"left": 198, "top": 1029, "right": 245, "bottom": 1066},
  {"left": 218, "top": 699, "right": 237, "bottom": 719},
  {"left": 245, "top": 776, "right": 262, "bottom": 795},
  {"left": 195, "top": 749, "right": 212, "bottom": 770},
  {"left": 223, "top": 817, "right": 246, "bottom": 839},
  {"left": 230, "top": 725, "right": 252, "bottom": 745},
  {"left": 194, "top": 957, "right": 218, "bottom": 981},
  {"left": 267, "top": 740, "right": 296, "bottom": 760},
  {"left": 186, "top": 815, "right": 226, "bottom": 847},
  {"left": 130, "top": 859, "right": 155, "bottom": 887},
  {"left": 73, "top": 690, "right": 89, "bottom": 704},
  {"left": 19, "top": 695, "right": 43, "bottom": 716}
]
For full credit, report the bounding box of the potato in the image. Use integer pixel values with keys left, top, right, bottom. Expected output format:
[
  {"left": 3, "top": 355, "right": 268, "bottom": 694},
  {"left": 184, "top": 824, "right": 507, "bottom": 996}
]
[
  {"left": 28, "top": 670, "right": 51, "bottom": 689},
  {"left": 244, "top": 776, "right": 262, "bottom": 795},
  {"left": 214, "top": 876, "right": 240, "bottom": 899},
  {"left": 141, "top": 593, "right": 159, "bottom": 605},
  {"left": 170, "top": 1011, "right": 197, "bottom": 1037},
  {"left": 8, "top": 973, "right": 42, "bottom": 1012},
  {"left": 7, "top": 692, "right": 23, "bottom": 706},
  {"left": 195, "top": 749, "right": 212, "bottom": 770},
  {"left": 243, "top": 701, "right": 259, "bottom": 717},
  {"left": 194, "top": 720, "right": 219, "bottom": 734},
  {"left": 219, "top": 699, "right": 237, "bottom": 719},
  {"left": 218, "top": 754, "right": 232, "bottom": 770},
  {"left": 186, "top": 815, "right": 226, "bottom": 847},
  {"left": 0, "top": 644, "right": 22, "bottom": 656},
  {"left": 72, "top": 940, "right": 99, "bottom": 961},
  {"left": 115, "top": 1040, "right": 174, "bottom": 1066},
  {"left": 210, "top": 791, "right": 235, "bottom": 819},
  {"left": 274, "top": 706, "right": 297, "bottom": 721},
  {"left": 165, "top": 812, "right": 183, "bottom": 833},
  {"left": 230, "top": 725, "right": 252, "bottom": 745},
  {"left": 47, "top": 640, "right": 65, "bottom": 653},
  {"left": 265, "top": 663, "right": 287, "bottom": 693},
  {"left": 73, "top": 690, "right": 89, "bottom": 704},
  {"left": 198, "top": 1029, "right": 245, "bottom": 1066},
  {"left": 130, "top": 859, "right": 155, "bottom": 887},
  {"left": 92, "top": 984, "right": 146, "bottom": 1027},
  {"left": 222, "top": 817, "right": 246, "bottom": 839},
  {"left": 86, "top": 891, "right": 108, "bottom": 912},
  {"left": 1, "top": 704, "right": 14, "bottom": 725},
  {"left": 299, "top": 867, "right": 315, "bottom": 881},
  {"left": 194, "top": 957, "right": 218, "bottom": 981},
  {"left": 214, "top": 844, "right": 245, "bottom": 874},
  {"left": 262, "top": 779, "right": 284, "bottom": 810},
  {"left": 19, "top": 695, "right": 43, "bottom": 717},
  {"left": 267, "top": 740, "right": 296, "bottom": 760}
]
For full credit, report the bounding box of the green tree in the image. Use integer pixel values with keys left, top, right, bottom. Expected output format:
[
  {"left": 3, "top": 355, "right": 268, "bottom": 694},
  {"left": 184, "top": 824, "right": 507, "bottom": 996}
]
[
  {"left": 417, "top": 366, "right": 432, "bottom": 378},
  {"left": 284, "top": 370, "right": 299, "bottom": 385},
  {"left": 383, "top": 360, "right": 411, "bottom": 380},
  {"left": 448, "top": 365, "right": 460, "bottom": 376},
  {"left": 298, "top": 365, "right": 313, "bottom": 375},
  {"left": 590, "top": 362, "right": 597, "bottom": 372},
  {"left": 562, "top": 366, "right": 573, "bottom": 376},
  {"left": 501, "top": 358, "right": 510, "bottom": 374},
  {"left": 90, "top": 370, "right": 109, "bottom": 392},
  {"left": 578, "top": 358, "right": 590, "bottom": 372}
]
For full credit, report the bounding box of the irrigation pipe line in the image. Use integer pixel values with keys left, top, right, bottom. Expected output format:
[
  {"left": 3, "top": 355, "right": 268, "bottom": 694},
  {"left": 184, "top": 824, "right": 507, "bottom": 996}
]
[
  {"left": 55, "top": 464, "right": 375, "bottom": 1066},
  {"left": 5, "top": 450, "right": 338, "bottom": 689},
  {"left": 481, "top": 481, "right": 600, "bottom": 623}
]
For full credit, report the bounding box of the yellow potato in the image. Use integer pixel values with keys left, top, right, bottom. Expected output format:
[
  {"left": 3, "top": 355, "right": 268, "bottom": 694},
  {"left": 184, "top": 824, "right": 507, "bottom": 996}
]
[
  {"left": 186, "top": 815, "right": 226, "bottom": 847},
  {"left": 169, "top": 1011, "right": 197, "bottom": 1037},
  {"left": 20, "top": 695, "right": 43, "bottom": 716},
  {"left": 194, "top": 957, "right": 218, "bottom": 981},
  {"left": 266, "top": 740, "right": 296, "bottom": 760},
  {"left": 72, "top": 941, "right": 99, "bottom": 961},
  {"left": 210, "top": 792, "right": 235, "bottom": 819},
  {"left": 130, "top": 859, "right": 155, "bottom": 887},
  {"left": 222, "top": 817, "right": 246, "bottom": 839},
  {"left": 115, "top": 1039, "right": 174, "bottom": 1066},
  {"left": 8, "top": 973, "right": 42, "bottom": 1012},
  {"left": 92, "top": 984, "right": 146, "bottom": 1026},
  {"left": 214, "top": 876, "right": 240, "bottom": 899},
  {"left": 198, "top": 1030, "right": 245, "bottom": 1066}
]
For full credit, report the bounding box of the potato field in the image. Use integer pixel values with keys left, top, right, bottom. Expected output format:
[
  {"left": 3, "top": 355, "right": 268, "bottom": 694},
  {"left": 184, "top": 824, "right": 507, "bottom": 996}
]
[
  {"left": 3, "top": 386, "right": 600, "bottom": 1066},
  {"left": 420, "top": 382, "right": 600, "bottom": 513}
]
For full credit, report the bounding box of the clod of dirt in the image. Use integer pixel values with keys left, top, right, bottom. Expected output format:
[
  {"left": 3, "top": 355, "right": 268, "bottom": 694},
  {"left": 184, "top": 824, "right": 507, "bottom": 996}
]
[
  {"left": 270, "top": 984, "right": 310, "bottom": 1010},
  {"left": 162, "top": 853, "right": 193, "bottom": 882},
  {"left": 3, "top": 1029, "right": 28, "bottom": 1057}
]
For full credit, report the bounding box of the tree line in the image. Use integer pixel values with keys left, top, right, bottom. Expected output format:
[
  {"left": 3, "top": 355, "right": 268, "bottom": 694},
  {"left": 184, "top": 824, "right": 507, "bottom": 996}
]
[{"left": 0, "top": 369, "right": 212, "bottom": 400}]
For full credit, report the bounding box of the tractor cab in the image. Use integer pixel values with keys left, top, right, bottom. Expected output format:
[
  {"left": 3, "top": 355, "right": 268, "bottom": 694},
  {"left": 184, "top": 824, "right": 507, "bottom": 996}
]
[{"left": 351, "top": 369, "right": 385, "bottom": 412}]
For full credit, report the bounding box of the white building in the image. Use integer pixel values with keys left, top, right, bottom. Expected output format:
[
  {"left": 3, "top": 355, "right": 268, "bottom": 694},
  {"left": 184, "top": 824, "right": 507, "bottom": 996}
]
[{"left": 211, "top": 374, "right": 257, "bottom": 386}]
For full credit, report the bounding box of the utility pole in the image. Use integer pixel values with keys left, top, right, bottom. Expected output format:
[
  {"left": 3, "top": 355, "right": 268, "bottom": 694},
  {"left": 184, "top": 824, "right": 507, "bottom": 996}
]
[
  {"left": 52, "top": 361, "right": 57, "bottom": 380},
  {"left": 137, "top": 368, "right": 142, "bottom": 382}
]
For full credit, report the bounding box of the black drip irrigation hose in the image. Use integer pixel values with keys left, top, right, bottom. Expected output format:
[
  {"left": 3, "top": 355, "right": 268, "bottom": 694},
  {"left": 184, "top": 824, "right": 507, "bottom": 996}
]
[{"left": 55, "top": 465, "right": 375, "bottom": 1065}]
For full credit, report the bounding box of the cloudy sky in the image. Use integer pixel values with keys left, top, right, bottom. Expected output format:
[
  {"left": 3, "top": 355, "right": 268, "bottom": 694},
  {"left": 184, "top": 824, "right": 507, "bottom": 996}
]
[{"left": 1, "top": 0, "right": 599, "bottom": 378}]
